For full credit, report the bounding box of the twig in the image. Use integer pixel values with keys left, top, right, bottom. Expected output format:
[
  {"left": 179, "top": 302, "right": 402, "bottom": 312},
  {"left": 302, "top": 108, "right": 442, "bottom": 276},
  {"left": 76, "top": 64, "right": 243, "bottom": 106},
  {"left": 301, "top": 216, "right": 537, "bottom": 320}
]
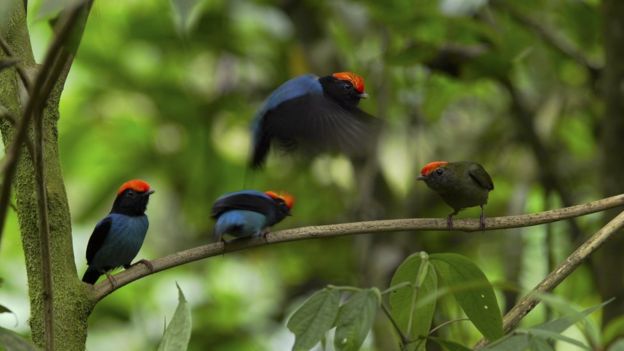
[
  {"left": 474, "top": 209, "right": 624, "bottom": 349},
  {"left": 381, "top": 302, "right": 409, "bottom": 349},
  {"left": 428, "top": 318, "right": 470, "bottom": 335},
  {"left": 0, "top": 35, "right": 32, "bottom": 90},
  {"left": 92, "top": 194, "right": 624, "bottom": 301}
]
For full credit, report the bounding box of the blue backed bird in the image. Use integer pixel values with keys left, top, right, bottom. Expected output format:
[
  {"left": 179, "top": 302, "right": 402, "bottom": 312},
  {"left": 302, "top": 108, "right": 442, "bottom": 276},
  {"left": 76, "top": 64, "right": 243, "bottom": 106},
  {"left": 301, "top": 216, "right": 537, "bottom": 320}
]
[
  {"left": 82, "top": 179, "right": 155, "bottom": 285},
  {"left": 250, "top": 72, "right": 379, "bottom": 168},
  {"left": 418, "top": 161, "right": 494, "bottom": 229},
  {"left": 211, "top": 190, "right": 294, "bottom": 242}
]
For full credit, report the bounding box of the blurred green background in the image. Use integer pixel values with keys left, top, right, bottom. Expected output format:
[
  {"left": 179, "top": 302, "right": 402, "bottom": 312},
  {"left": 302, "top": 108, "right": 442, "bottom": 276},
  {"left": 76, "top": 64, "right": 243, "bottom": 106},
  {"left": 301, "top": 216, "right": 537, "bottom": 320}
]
[{"left": 1, "top": 0, "right": 621, "bottom": 349}]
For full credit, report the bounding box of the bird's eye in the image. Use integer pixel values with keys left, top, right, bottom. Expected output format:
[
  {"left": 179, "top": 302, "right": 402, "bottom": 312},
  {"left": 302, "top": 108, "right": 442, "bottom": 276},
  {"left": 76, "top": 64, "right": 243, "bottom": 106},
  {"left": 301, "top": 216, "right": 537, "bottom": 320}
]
[
  {"left": 341, "top": 82, "right": 353, "bottom": 91},
  {"left": 435, "top": 168, "right": 444, "bottom": 175},
  {"left": 127, "top": 190, "right": 135, "bottom": 197}
]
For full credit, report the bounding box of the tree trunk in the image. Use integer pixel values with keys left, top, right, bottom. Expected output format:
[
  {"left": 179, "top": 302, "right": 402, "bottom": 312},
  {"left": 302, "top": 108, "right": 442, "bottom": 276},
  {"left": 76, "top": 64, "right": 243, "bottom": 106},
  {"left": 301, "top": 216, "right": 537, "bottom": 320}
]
[
  {"left": 0, "top": 2, "right": 92, "bottom": 349},
  {"left": 596, "top": 0, "right": 624, "bottom": 325}
]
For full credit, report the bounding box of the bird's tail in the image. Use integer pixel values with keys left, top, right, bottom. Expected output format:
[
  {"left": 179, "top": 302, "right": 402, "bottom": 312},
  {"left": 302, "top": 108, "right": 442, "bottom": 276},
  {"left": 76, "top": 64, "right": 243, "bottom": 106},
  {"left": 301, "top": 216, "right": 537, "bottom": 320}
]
[{"left": 82, "top": 267, "right": 101, "bottom": 284}]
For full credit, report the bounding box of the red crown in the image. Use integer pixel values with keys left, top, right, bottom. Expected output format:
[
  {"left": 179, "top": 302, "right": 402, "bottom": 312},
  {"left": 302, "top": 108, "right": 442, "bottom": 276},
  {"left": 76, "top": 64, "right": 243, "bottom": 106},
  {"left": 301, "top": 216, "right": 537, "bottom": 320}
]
[
  {"left": 420, "top": 161, "right": 448, "bottom": 176},
  {"left": 332, "top": 72, "right": 365, "bottom": 94},
  {"left": 117, "top": 179, "right": 151, "bottom": 195}
]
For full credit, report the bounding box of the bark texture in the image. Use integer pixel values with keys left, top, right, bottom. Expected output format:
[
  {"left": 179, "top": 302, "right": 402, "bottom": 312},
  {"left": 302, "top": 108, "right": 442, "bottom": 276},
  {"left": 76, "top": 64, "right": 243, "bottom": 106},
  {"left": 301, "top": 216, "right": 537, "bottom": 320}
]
[{"left": 0, "top": 2, "right": 92, "bottom": 350}]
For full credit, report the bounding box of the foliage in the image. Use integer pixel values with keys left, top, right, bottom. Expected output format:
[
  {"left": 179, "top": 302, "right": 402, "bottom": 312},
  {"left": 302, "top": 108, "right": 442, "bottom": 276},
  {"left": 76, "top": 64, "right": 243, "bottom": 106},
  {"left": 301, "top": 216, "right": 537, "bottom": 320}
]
[{"left": 157, "top": 284, "right": 192, "bottom": 351}]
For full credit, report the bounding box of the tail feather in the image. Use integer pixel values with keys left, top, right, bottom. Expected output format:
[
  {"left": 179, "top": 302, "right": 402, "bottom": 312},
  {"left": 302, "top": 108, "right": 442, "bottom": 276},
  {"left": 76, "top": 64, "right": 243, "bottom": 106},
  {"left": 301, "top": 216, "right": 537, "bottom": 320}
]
[
  {"left": 82, "top": 267, "right": 101, "bottom": 284},
  {"left": 250, "top": 130, "right": 271, "bottom": 169}
]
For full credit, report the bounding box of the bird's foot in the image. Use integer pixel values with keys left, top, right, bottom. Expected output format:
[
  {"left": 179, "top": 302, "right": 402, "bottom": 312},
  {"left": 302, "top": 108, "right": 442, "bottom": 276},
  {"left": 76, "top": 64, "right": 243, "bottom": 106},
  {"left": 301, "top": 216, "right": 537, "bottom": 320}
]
[
  {"left": 446, "top": 215, "right": 454, "bottom": 230},
  {"left": 260, "top": 229, "right": 270, "bottom": 244},
  {"left": 105, "top": 272, "right": 118, "bottom": 289},
  {"left": 125, "top": 259, "right": 154, "bottom": 272},
  {"left": 479, "top": 205, "right": 486, "bottom": 231}
]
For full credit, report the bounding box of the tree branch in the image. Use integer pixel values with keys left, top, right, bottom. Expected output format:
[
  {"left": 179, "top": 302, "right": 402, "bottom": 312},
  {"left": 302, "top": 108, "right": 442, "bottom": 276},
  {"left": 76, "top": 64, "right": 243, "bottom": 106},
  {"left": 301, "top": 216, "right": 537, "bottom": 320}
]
[
  {"left": 0, "top": 35, "right": 32, "bottom": 91},
  {"left": 91, "top": 194, "right": 624, "bottom": 302},
  {"left": 0, "top": 1, "right": 88, "bottom": 246},
  {"left": 474, "top": 208, "right": 624, "bottom": 349}
]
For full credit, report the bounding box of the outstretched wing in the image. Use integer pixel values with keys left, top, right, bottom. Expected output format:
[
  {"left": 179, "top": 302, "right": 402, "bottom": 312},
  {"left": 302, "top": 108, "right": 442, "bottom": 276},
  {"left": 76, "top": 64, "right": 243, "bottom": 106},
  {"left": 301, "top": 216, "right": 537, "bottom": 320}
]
[
  {"left": 211, "top": 191, "right": 276, "bottom": 218},
  {"left": 468, "top": 163, "right": 494, "bottom": 191},
  {"left": 263, "top": 93, "right": 379, "bottom": 156},
  {"left": 85, "top": 216, "right": 113, "bottom": 264}
]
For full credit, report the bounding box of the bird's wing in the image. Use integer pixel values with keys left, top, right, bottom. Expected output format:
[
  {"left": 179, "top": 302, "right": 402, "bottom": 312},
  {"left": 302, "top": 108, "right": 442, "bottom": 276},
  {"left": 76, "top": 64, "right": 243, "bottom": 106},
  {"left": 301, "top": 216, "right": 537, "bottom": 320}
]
[
  {"left": 468, "top": 164, "right": 494, "bottom": 190},
  {"left": 85, "top": 216, "right": 113, "bottom": 264},
  {"left": 262, "top": 93, "right": 380, "bottom": 157},
  {"left": 250, "top": 75, "right": 322, "bottom": 167},
  {"left": 211, "top": 191, "right": 275, "bottom": 218}
]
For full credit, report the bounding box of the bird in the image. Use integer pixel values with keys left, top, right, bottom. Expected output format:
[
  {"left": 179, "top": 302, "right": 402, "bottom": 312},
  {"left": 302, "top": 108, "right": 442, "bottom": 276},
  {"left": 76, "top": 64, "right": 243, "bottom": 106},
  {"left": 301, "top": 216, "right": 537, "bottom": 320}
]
[
  {"left": 82, "top": 179, "right": 155, "bottom": 285},
  {"left": 211, "top": 190, "right": 294, "bottom": 242},
  {"left": 417, "top": 161, "right": 494, "bottom": 229},
  {"left": 250, "top": 72, "right": 379, "bottom": 168}
]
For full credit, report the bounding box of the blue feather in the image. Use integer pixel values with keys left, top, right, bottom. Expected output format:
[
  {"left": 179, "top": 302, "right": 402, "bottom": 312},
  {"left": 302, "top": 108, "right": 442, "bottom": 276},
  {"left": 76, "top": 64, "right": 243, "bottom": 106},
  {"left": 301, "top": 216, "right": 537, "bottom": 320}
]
[
  {"left": 214, "top": 190, "right": 271, "bottom": 202},
  {"left": 252, "top": 74, "right": 322, "bottom": 144},
  {"left": 214, "top": 210, "right": 268, "bottom": 241},
  {"left": 89, "top": 213, "right": 148, "bottom": 271}
]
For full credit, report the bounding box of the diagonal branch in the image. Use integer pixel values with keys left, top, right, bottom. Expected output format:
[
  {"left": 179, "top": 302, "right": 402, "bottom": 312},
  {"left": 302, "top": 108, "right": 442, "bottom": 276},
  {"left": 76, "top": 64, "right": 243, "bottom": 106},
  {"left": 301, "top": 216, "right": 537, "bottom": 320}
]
[
  {"left": 493, "top": 1, "right": 601, "bottom": 78},
  {"left": 91, "top": 194, "right": 624, "bottom": 302},
  {"left": 474, "top": 208, "right": 624, "bottom": 349}
]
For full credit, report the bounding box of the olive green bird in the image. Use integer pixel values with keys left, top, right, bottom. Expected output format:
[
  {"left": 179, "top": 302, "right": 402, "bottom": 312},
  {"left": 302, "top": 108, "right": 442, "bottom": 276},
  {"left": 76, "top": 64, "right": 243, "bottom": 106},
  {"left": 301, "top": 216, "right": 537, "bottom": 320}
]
[{"left": 418, "top": 161, "right": 494, "bottom": 229}]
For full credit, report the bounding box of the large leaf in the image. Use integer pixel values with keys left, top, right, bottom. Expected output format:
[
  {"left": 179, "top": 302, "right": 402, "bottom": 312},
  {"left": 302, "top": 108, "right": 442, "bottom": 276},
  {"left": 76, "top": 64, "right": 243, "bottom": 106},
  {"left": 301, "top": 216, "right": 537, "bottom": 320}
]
[
  {"left": 0, "top": 326, "right": 40, "bottom": 351},
  {"left": 157, "top": 284, "right": 192, "bottom": 351},
  {"left": 334, "top": 288, "right": 380, "bottom": 351},
  {"left": 389, "top": 252, "right": 437, "bottom": 351},
  {"left": 430, "top": 253, "right": 503, "bottom": 341},
  {"left": 0, "top": 304, "right": 12, "bottom": 314},
  {"left": 287, "top": 288, "right": 340, "bottom": 351}
]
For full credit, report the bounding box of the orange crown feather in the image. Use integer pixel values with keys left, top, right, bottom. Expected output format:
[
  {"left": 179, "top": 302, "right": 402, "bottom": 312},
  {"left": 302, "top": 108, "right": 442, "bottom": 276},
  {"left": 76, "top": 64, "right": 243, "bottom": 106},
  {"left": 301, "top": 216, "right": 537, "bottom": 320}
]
[
  {"left": 265, "top": 190, "right": 295, "bottom": 209},
  {"left": 420, "top": 161, "right": 449, "bottom": 176},
  {"left": 332, "top": 72, "right": 365, "bottom": 94},
  {"left": 117, "top": 179, "right": 151, "bottom": 195}
]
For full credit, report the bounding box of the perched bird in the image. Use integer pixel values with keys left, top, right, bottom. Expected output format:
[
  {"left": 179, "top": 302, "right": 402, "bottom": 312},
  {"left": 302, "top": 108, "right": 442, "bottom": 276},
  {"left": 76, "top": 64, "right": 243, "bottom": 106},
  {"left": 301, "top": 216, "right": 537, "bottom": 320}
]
[
  {"left": 417, "top": 161, "right": 494, "bottom": 229},
  {"left": 82, "top": 179, "right": 155, "bottom": 285},
  {"left": 211, "top": 190, "right": 294, "bottom": 242},
  {"left": 250, "top": 72, "right": 379, "bottom": 168}
]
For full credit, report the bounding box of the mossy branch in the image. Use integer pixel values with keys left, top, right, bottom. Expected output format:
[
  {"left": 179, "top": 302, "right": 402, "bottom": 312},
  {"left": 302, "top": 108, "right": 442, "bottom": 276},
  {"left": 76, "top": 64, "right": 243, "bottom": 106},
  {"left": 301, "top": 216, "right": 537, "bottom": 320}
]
[{"left": 92, "top": 193, "right": 624, "bottom": 301}]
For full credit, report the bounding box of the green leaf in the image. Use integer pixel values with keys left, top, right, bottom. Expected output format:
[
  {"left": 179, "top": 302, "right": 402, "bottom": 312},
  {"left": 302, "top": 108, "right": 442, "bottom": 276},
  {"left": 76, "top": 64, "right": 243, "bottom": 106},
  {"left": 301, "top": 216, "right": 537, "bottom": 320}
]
[
  {"left": 430, "top": 253, "right": 503, "bottom": 341},
  {"left": 157, "top": 283, "right": 192, "bottom": 351},
  {"left": 428, "top": 337, "right": 472, "bottom": 351},
  {"left": 522, "top": 329, "right": 589, "bottom": 350},
  {"left": 0, "top": 326, "right": 40, "bottom": 351},
  {"left": 483, "top": 299, "right": 613, "bottom": 351},
  {"left": 528, "top": 337, "right": 554, "bottom": 351},
  {"left": 169, "top": 0, "right": 204, "bottom": 34},
  {"left": 334, "top": 288, "right": 380, "bottom": 351},
  {"left": 389, "top": 252, "right": 437, "bottom": 351},
  {"left": 287, "top": 288, "right": 340, "bottom": 351}
]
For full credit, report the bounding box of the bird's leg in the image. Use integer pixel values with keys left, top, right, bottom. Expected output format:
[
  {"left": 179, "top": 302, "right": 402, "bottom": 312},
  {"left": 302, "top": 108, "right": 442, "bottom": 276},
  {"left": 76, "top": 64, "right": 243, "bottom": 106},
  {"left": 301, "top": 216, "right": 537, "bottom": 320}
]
[
  {"left": 260, "top": 229, "right": 270, "bottom": 244},
  {"left": 105, "top": 272, "right": 117, "bottom": 289},
  {"left": 447, "top": 210, "right": 459, "bottom": 230},
  {"left": 479, "top": 205, "right": 486, "bottom": 231},
  {"left": 125, "top": 259, "right": 154, "bottom": 272}
]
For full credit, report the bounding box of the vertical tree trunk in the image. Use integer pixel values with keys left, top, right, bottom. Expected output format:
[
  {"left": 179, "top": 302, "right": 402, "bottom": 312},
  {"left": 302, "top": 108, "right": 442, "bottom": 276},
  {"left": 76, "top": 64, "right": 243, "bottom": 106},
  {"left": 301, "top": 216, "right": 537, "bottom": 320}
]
[
  {"left": 0, "top": 2, "right": 92, "bottom": 349},
  {"left": 596, "top": 0, "right": 624, "bottom": 325}
]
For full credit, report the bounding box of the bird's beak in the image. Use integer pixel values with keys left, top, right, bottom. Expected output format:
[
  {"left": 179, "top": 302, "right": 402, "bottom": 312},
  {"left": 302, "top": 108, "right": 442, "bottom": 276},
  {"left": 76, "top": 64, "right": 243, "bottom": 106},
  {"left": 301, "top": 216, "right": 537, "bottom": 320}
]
[
  {"left": 145, "top": 189, "right": 155, "bottom": 196},
  {"left": 417, "top": 176, "right": 426, "bottom": 181},
  {"left": 358, "top": 92, "right": 369, "bottom": 99}
]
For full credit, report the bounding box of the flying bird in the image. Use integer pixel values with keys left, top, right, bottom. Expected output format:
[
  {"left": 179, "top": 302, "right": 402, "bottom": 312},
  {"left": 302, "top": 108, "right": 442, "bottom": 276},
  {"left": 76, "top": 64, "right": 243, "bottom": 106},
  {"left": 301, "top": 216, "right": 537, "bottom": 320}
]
[
  {"left": 418, "top": 161, "right": 494, "bottom": 229},
  {"left": 250, "top": 72, "right": 379, "bottom": 168},
  {"left": 211, "top": 190, "right": 294, "bottom": 242},
  {"left": 82, "top": 179, "right": 155, "bottom": 285}
]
